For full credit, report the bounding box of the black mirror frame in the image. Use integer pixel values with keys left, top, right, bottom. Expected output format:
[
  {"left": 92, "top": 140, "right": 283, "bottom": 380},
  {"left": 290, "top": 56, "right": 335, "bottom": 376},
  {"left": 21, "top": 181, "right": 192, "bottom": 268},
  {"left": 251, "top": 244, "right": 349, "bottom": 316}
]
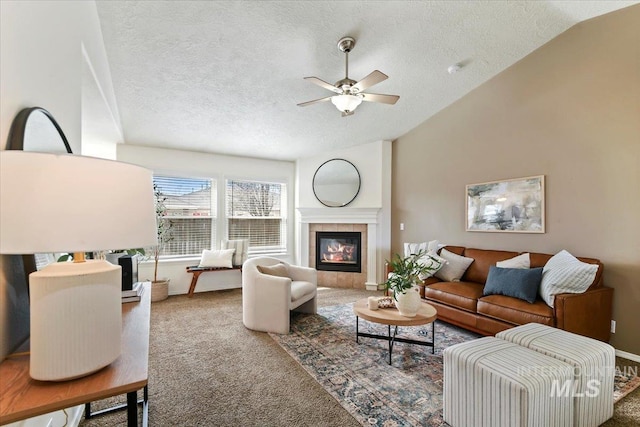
[
  {"left": 312, "top": 158, "right": 361, "bottom": 208},
  {"left": 7, "top": 107, "right": 72, "bottom": 153}
]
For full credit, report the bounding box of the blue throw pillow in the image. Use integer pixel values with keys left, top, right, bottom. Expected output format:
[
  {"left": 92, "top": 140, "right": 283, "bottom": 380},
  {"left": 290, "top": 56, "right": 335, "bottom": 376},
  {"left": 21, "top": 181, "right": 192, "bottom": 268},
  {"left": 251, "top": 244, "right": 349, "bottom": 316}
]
[{"left": 483, "top": 266, "right": 543, "bottom": 304}]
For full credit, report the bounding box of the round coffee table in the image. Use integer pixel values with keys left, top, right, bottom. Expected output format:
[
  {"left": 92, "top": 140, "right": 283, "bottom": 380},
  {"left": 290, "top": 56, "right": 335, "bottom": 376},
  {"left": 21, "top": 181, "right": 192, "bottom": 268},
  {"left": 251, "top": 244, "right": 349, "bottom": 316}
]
[{"left": 353, "top": 298, "right": 437, "bottom": 365}]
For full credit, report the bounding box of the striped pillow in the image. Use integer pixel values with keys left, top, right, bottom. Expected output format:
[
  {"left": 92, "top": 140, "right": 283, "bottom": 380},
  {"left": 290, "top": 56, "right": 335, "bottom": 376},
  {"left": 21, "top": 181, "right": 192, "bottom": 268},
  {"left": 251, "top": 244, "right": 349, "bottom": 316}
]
[
  {"left": 539, "top": 250, "right": 598, "bottom": 307},
  {"left": 221, "top": 239, "right": 249, "bottom": 267}
]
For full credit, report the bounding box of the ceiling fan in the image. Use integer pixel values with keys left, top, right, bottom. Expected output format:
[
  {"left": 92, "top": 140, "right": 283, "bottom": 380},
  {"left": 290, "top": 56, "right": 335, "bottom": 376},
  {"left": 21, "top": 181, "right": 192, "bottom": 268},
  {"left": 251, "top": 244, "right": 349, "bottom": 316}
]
[{"left": 298, "top": 36, "right": 400, "bottom": 117}]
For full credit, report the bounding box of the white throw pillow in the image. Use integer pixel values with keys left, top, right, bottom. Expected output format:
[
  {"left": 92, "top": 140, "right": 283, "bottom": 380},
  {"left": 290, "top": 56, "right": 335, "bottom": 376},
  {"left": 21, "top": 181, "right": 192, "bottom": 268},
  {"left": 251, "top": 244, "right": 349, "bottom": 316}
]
[
  {"left": 198, "top": 248, "right": 235, "bottom": 268},
  {"left": 539, "top": 250, "right": 598, "bottom": 307},
  {"left": 496, "top": 253, "right": 531, "bottom": 269},
  {"left": 404, "top": 240, "right": 439, "bottom": 257},
  {"left": 434, "top": 248, "right": 474, "bottom": 282}
]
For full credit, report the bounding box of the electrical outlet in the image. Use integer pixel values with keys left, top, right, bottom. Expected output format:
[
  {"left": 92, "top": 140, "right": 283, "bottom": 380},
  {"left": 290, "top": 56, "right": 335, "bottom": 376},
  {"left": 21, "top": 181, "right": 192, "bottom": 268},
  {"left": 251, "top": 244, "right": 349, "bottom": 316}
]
[
  {"left": 400, "top": 223, "right": 405, "bottom": 231},
  {"left": 611, "top": 320, "right": 616, "bottom": 334}
]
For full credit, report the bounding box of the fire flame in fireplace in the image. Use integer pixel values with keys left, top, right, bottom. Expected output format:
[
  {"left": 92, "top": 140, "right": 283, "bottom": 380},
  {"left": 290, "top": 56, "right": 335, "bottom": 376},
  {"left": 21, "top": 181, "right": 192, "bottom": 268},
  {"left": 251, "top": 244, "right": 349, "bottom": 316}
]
[{"left": 322, "top": 239, "right": 356, "bottom": 263}]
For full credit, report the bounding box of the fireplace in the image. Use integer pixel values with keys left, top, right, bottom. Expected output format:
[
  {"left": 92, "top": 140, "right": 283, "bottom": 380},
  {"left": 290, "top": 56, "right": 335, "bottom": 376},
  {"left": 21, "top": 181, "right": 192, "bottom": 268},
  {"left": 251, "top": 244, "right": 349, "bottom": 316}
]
[{"left": 315, "top": 231, "right": 361, "bottom": 273}]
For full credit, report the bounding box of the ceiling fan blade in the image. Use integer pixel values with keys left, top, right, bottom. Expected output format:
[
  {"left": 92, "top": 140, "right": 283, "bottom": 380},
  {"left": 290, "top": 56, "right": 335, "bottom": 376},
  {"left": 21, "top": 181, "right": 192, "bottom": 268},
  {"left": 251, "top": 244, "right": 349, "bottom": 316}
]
[
  {"left": 361, "top": 93, "right": 400, "bottom": 105},
  {"left": 341, "top": 111, "right": 354, "bottom": 117},
  {"left": 352, "top": 70, "right": 388, "bottom": 92},
  {"left": 297, "top": 96, "right": 333, "bottom": 107},
  {"left": 303, "top": 77, "right": 342, "bottom": 94}
]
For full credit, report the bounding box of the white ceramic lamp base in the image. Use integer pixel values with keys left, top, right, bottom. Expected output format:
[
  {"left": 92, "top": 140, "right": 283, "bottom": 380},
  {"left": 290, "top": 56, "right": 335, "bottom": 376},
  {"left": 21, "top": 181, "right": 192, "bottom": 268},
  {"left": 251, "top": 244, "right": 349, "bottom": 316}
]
[{"left": 29, "top": 260, "right": 122, "bottom": 381}]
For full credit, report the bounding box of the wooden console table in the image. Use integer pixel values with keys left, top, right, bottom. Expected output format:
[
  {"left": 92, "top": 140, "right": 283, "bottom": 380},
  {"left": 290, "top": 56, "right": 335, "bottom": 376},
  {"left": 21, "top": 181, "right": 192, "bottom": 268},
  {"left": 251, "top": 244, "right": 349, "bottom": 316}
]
[{"left": 0, "top": 282, "right": 151, "bottom": 426}]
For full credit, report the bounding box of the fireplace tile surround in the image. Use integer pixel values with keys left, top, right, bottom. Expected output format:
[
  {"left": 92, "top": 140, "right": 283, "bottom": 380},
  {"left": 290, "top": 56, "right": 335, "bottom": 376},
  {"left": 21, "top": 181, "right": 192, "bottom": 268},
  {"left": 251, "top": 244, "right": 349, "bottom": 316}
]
[{"left": 310, "top": 224, "right": 367, "bottom": 288}]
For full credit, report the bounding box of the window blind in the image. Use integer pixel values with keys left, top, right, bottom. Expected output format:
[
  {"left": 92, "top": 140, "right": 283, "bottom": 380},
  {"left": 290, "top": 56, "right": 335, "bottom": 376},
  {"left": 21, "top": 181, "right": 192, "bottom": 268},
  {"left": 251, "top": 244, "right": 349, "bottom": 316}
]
[
  {"left": 153, "top": 175, "right": 215, "bottom": 257},
  {"left": 225, "top": 179, "right": 286, "bottom": 254}
]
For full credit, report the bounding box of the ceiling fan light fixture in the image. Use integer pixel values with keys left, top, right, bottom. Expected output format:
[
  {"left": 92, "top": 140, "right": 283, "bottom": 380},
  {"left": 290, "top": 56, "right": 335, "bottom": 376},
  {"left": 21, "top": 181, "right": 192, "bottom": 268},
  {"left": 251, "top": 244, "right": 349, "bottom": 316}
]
[{"left": 331, "top": 94, "right": 363, "bottom": 113}]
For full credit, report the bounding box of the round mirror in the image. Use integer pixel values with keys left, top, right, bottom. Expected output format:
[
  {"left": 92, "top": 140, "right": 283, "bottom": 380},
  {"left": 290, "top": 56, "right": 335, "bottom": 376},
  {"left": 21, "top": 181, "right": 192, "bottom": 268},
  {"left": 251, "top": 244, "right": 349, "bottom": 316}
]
[
  {"left": 312, "top": 158, "right": 361, "bottom": 207},
  {"left": 8, "top": 107, "right": 72, "bottom": 153}
]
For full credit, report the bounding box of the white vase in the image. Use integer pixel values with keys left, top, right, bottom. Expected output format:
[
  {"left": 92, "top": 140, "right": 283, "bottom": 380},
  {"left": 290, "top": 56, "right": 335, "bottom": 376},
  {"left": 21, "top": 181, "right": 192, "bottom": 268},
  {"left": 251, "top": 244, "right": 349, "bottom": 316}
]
[{"left": 395, "top": 284, "right": 422, "bottom": 317}]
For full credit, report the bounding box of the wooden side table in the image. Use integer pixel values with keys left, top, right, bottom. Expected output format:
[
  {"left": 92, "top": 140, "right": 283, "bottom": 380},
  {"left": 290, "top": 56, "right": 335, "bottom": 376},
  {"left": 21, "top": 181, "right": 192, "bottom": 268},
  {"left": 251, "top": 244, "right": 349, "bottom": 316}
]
[
  {"left": 0, "top": 282, "right": 151, "bottom": 426},
  {"left": 353, "top": 298, "right": 437, "bottom": 365}
]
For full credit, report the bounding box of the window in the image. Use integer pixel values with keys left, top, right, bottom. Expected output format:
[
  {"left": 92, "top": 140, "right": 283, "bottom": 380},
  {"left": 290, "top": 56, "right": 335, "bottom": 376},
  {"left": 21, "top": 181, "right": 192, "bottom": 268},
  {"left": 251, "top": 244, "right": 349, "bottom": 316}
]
[
  {"left": 153, "top": 175, "right": 215, "bottom": 257},
  {"left": 226, "top": 179, "right": 286, "bottom": 254}
]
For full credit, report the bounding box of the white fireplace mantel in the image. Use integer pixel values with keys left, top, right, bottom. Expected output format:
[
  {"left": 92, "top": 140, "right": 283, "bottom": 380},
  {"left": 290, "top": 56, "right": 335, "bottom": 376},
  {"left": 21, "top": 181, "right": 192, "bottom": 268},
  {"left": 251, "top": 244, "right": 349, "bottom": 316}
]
[
  {"left": 297, "top": 207, "right": 382, "bottom": 290},
  {"left": 297, "top": 207, "right": 381, "bottom": 224}
]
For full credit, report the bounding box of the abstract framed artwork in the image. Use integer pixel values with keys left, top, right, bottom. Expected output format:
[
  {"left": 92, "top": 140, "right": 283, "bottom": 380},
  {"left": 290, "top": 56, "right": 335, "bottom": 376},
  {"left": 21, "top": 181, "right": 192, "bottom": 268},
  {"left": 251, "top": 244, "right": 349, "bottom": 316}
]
[{"left": 466, "top": 175, "right": 545, "bottom": 233}]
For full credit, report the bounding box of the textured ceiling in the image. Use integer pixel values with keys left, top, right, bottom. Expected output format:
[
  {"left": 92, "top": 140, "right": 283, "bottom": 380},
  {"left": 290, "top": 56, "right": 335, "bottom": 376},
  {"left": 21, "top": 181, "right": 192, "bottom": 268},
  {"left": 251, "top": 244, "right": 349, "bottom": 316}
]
[{"left": 96, "top": 1, "right": 636, "bottom": 161}]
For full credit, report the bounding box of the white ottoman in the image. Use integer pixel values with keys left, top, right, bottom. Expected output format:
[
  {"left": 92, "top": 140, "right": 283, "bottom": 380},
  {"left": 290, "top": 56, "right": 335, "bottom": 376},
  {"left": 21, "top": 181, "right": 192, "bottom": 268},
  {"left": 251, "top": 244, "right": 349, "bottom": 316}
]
[
  {"left": 444, "top": 336, "right": 574, "bottom": 427},
  {"left": 497, "top": 323, "right": 615, "bottom": 427}
]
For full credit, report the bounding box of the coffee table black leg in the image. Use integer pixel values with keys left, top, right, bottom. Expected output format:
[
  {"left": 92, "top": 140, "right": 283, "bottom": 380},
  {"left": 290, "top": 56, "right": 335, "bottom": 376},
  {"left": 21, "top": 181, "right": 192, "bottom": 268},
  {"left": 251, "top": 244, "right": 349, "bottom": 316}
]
[
  {"left": 356, "top": 316, "right": 359, "bottom": 343},
  {"left": 431, "top": 321, "right": 435, "bottom": 354},
  {"left": 388, "top": 325, "right": 399, "bottom": 365}
]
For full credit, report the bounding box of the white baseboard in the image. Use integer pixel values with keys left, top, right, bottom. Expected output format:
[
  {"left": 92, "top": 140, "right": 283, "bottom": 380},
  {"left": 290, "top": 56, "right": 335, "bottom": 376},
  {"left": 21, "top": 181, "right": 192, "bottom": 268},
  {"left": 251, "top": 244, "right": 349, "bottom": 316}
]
[
  {"left": 365, "top": 282, "right": 379, "bottom": 291},
  {"left": 616, "top": 349, "right": 640, "bottom": 363}
]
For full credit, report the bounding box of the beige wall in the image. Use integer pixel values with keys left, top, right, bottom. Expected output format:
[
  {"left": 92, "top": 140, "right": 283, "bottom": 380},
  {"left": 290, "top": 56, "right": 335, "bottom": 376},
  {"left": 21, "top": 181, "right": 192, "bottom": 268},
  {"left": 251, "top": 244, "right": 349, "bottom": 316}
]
[{"left": 391, "top": 6, "right": 640, "bottom": 354}]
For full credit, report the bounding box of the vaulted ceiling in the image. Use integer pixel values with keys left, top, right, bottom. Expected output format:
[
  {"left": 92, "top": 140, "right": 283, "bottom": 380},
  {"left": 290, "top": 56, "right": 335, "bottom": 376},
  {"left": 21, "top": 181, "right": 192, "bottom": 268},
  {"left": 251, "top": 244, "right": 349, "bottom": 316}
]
[{"left": 96, "top": 1, "right": 636, "bottom": 161}]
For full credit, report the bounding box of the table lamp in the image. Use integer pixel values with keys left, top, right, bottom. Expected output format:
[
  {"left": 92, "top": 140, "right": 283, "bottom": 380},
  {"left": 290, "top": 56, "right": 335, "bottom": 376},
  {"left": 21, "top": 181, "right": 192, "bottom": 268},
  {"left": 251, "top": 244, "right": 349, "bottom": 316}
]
[{"left": 0, "top": 151, "right": 157, "bottom": 381}]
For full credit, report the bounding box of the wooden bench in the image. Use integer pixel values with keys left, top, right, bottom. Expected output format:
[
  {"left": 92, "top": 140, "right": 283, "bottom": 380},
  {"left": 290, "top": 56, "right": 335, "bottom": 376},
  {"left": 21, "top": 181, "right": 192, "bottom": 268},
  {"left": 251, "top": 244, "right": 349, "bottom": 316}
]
[{"left": 186, "top": 265, "right": 242, "bottom": 297}]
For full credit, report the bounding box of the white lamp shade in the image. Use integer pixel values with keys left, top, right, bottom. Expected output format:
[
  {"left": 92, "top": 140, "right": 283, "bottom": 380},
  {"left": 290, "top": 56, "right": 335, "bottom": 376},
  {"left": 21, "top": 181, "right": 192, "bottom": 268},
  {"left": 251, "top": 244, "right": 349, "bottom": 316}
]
[
  {"left": 331, "top": 94, "right": 363, "bottom": 112},
  {"left": 0, "top": 151, "right": 157, "bottom": 254}
]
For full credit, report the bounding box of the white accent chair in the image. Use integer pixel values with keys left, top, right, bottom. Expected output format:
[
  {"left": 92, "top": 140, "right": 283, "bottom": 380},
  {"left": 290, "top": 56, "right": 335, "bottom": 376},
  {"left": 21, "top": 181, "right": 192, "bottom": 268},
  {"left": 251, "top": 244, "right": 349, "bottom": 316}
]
[{"left": 242, "top": 257, "right": 317, "bottom": 334}]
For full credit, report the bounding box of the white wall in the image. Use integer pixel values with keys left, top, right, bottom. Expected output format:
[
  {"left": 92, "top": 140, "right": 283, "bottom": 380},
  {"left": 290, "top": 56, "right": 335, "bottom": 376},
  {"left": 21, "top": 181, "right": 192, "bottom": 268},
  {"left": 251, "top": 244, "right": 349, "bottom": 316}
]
[
  {"left": 118, "top": 144, "right": 296, "bottom": 295},
  {"left": 0, "top": 0, "right": 120, "bottom": 154}
]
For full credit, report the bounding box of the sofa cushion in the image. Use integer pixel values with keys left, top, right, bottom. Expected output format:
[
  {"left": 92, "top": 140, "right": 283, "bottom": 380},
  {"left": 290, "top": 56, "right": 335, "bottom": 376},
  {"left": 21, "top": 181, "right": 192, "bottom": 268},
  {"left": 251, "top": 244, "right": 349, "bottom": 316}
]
[
  {"left": 291, "top": 280, "right": 315, "bottom": 301},
  {"left": 496, "top": 253, "right": 530, "bottom": 269},
  {"left": 434, "top": 249, "right": 474, "bottom": 282},
  {"left": 539, "top": 250, "right": 599, "bottom": 307},
  {"left": 258, "top": 263, "right": 289, "bottom": 277},
  {"left": 462, "top": 248, "right": 519, "bottom": 283},
  {"left": 424, "top": 281, "right": 484, "bottom": 312},
  {"left": 483, "top": 266, "right": 543, "bottom": 303},
  {"left": 477, "top": 295, "right": 554, "bottom": 326}
]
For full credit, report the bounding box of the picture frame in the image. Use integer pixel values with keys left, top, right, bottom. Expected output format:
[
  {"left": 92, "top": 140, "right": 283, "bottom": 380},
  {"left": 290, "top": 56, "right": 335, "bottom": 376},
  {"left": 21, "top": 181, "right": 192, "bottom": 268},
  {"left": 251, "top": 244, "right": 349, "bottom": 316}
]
[{"left": 466, "top": 175, "right": 545, "bottom": 233}]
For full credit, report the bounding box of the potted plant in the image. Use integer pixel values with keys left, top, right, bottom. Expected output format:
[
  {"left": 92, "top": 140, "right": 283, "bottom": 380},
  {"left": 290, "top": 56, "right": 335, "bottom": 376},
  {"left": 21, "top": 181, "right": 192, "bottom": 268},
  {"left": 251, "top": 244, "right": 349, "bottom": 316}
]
[
  {"left": 384, "top": 251, "right": 444, "bottom": 317},
  {"left": 150, "top": 183, "right": 173, "bottom": 302}
]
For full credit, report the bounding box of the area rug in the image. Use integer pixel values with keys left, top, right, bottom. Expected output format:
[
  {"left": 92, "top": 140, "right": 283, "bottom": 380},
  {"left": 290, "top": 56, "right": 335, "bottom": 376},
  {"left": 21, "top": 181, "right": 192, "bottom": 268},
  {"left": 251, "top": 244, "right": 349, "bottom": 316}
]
[{"left": 269, "top": 303, "right": 640, "bottom": 427}]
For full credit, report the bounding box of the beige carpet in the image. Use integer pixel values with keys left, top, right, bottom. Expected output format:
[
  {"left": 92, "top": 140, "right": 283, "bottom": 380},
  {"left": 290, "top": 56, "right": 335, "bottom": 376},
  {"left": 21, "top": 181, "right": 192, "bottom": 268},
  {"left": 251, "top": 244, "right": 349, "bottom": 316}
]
[{"left": 80, "top": 287, "right": 640, "bottom": 426}]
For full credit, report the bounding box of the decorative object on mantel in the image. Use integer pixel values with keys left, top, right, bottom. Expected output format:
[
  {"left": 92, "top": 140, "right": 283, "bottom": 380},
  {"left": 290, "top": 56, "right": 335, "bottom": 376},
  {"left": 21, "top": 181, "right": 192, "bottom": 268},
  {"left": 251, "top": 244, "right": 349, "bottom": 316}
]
[
  {"left": 151, "top": 183, "right": 174, "bottom": 302},
  {"left": 466, "top": 175, "right": 545, "bottom": 233},
  {"left": 384, "top": 251, "right": 444, "bottom": 317},
  {"left": 312, "top": 158, "right": 361, "bottom": 207},
  {"left": 0, "top": 147, "right": 156, "bottom": 380}
]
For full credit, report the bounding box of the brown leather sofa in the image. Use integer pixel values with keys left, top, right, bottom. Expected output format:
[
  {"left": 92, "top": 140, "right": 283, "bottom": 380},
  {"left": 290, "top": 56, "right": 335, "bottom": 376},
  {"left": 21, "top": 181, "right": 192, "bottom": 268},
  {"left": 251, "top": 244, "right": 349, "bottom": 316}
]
[{"left": 389, "top": 246, "right": 614, "bottom": 342}]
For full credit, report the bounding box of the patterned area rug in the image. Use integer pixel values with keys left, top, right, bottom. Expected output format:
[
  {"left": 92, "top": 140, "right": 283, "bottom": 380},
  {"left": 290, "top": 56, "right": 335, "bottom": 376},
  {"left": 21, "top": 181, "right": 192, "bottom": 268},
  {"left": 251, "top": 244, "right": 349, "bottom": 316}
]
[{"left": 269, "top": 303, "right": 640, "bottom": 427}]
